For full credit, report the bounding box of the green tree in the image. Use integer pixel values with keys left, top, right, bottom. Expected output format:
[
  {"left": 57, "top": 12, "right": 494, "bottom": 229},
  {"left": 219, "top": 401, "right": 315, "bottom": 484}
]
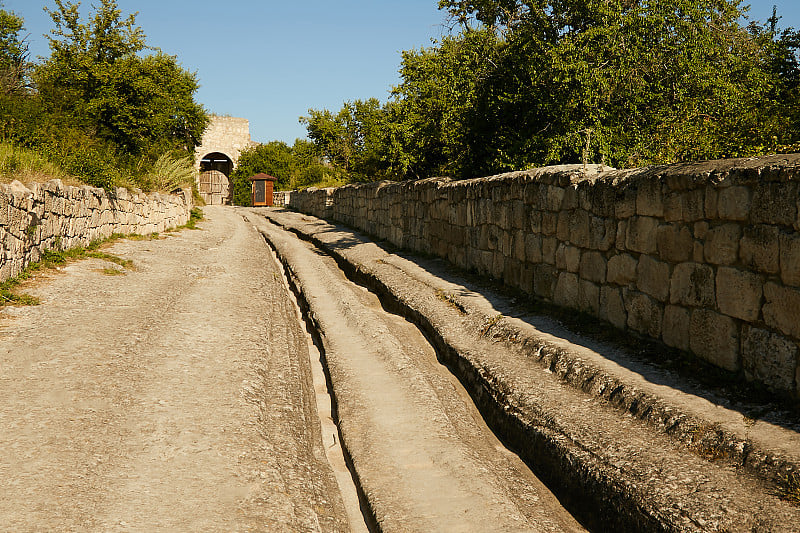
[
  {"left": 34, "top": 0, "right": 207, "bottom": 159},
  {"left": 0, "top": 6, "right": 28, "bottom": 95}
]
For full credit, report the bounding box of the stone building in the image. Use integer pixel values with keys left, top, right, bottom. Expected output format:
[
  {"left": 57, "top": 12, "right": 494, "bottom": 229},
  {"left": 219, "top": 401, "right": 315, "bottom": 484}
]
[{"left": 194, "top": 116, "right": 258, "bottom": 205}]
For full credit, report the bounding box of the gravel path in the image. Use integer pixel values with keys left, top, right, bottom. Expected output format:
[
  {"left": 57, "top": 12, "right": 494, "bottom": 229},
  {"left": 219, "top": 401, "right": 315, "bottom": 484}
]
[{"left": 0, "top": 206, "right": 349, "bottom": 532}]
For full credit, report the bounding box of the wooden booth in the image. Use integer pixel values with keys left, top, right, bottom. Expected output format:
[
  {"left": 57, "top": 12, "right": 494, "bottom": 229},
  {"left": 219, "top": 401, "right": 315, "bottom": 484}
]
[{"left": 250, "top": 173, "right": 278, "bottom": 207}]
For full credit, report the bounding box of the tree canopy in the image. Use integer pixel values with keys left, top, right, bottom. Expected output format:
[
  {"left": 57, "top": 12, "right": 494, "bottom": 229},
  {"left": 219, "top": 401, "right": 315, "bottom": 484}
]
[
  {"left": 0, "top": 0, "right": 207, "bottom": 190},
  {"left": 300, "top": 0, "right": 800, "bottom": 183}
]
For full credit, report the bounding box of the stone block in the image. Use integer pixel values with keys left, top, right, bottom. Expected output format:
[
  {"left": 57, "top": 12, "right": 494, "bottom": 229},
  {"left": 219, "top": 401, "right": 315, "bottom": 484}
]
[
  {"left": 616, "top": 220, "right": 627, "bottom": 250},
  {"left": 704, "top": 223, "right": 741, "bottom": 265},
  {"left": 625, "top": 216, "right": 659, "bottom": 254},
  {"left": 657, "top": 223, "right": 692, "bottom": 262},
  {"left": 716, "top": 267, "right": 763, "bottom": 322},
  {"left": 533, "top": 264, "right": 557, "bottom": 299},
  {"left": 525, "top": 234, "right": 543, "bottom": 263},
  {"left": 740, "top": 225, "right": 780, "bottom": 274},
  {"left": 779, "top": 232, "right": 800, "bottom": 287},
  {"left": 555, "top": 244, "right": 567, "bottom": 270},
  {"left": 741, "top": 326, "right": 798, "bottom": 393},
  {"left": 554, "top": 272, "right": 580, "bottom": 308},
  {"left": 589, "top": 217, "right": 615, "bottom": 251},
  {"left": 704, "top": 185, "right": 718, "bottom": 219},
  {"left": 542, "top": 237, "right": 557, "bottom": 265},
  {"left": 717, "top": 186, "right": 750, "bottom": 221},
  {"left": 636, "top": 177, "right": 664, "bottom": 217},
  {"left": 513, "top": 230, "right": 526, "bottom": 261},
  {"left": 607, "top": 253, "right": 638, "bottom": 286},
  {"left": 662, "top": 305, "right": 691, "bottom": 351},
  {"left": 663, "top": 188, "right": 704, "bottom": 222},
  {"left": 530, "top": 211, "right": 542, "bottom": 234},
  {"left": 670, "top": 263, "right": 716, "bottom": 307},
  {"left": 579, "top": 280, "right": 600, "bottom": 315},
  {"left": 615, "top": 185, "right": 637, "bottom": 218},
  {"left": 565, "top": 245, "right": 581, "bottom": 273},
  {"left": 637, "top": 255, "right": 671, "bottom": 302},
  {"left": 751, "top": 181, "right": 797, "bottom": 226},
  {"left": 579, "top": 250, "right": 607, "bottom": 283},
  {"left": 568, "top": 210, "right": 591, "bottom": 248},
  {"left": 542, "top": 212, "right": 558, "bottom": 235},
  {"left": 690, "top": 309, "right": 740, "bottom": 372},
  {"left": 624, "top": 289, "right": 663, "bottom": 338},
  {"left": 556, "top": 211, "right": 570, "bottom": 241},
  {"left": 600, "top": 286, "right": 627, "bottom": 329},
  {"left": 763, "top": 282, "right": 800, "bottom": 339}
]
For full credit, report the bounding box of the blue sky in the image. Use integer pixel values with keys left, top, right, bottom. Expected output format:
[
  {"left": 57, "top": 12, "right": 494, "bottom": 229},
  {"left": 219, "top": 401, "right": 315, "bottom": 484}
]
[{"left": 3, "top": 1, "right": 799, "bottom": 145}]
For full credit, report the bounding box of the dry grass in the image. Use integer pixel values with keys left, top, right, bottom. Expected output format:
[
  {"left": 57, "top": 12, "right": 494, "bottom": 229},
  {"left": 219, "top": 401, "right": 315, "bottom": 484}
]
[{"left": 0, "top": 143, "right": 82, "bottom": 187}]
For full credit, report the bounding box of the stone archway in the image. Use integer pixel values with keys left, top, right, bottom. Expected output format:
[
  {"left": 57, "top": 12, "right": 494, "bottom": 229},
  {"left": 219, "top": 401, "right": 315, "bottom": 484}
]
[{"left": 198, "top": 152, "right": 233, "bottom": 205}]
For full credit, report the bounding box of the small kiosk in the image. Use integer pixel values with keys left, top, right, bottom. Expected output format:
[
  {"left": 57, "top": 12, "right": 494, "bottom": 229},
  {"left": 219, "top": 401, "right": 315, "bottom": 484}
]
[{"left": 249, "top": 173, "right": 278, "bottom": 207}]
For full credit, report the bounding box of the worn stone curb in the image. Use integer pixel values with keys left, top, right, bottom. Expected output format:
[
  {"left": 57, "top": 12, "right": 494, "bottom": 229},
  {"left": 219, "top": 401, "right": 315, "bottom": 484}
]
[{"left": 256, "top": 208, "right": 800, "bottom": 532}]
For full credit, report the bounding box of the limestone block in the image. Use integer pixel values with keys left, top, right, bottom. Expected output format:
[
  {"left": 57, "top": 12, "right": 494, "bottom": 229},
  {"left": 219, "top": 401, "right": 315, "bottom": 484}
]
[
  {"left": 533, "top": 264, "right": 557, "bottom": 299},
  {"left": 625, "top": 216, "right": 659, "bottom": 254},
  {"left": 740, "top": 225, "right": 780, "bottom": 274},
  {"left": 615, "top": 185, "right": 637, "bottom": 219},
  {"left": 704, "top": 223, "right": 741, "bottom": 265},
  {"left": 763, "top": 282, "right": 800, "bottom": 339},
  {"left": 600, "top": 286, "right": 627, "bottom": 329},
  {"left": 670, "top": 262, "right": 716, "bottom": 307},
  {"left": 694, "top": 221, "right": 709, "bottom": 240},
  {"left": 637, "top": 255, "right": 671, "bottom": 302},
  {"left": 492, "top": 251, "right": 505, "bottom": 279},
  {"left": 750, "top": 181, "right": 797, "bottom": 226},
  {"left": 616, "top": 220, "right": 627, "bottom": 250},
  {"left": 779, "top": 232, "right": 800, "bottom": 287},
  {"left": 716, "top": 267, "right": 763, "bottom": 321},
  {"left": 689, "top": 309, "right": 740, "bottom": 371},
  {"left": 589, "top": 217, "right": 615, "bottom": 251},
  {"left": 568, "top": 210, "right": 591, "bottom": 248},
  {"left": 717, "top": 186, "right": 750, "bottom": 221},
  {"left": 635, "top": 177, "right": 664, "bottom": 217},
  {"left": 579, "top": 250, "right": 607, "bottom": 283},
  {"left": 579, "top": 279, "right": 600, "bottom": 314},
  {"left": 511, "top": 200, "right": 526, "bottom": 229},
  {"left": 530, "top": 211, "right": 542, "bottom": 234},
  {"left": 662, "top": 305, "right": 691, "bottom": 351},
  {"left": 657, "top": 223, "right": 692, "bottom": 263},
  {"left": 542, "top": 185, "right": 565, "bottom": 211},
  {"left": 663, "top": 188, "right": 704, "bottom": 222},
  {"left": 542, "top": 237, "right": 557, "bottom": 265},
  {"left": 624, "top": 289, "right": 663, "bottom": 338},
  {"left": 565, "top": 245, "right": 581, "bottom": 272},
  {"left": 607, "top": 253, "right": 638, "bottom": 286},
  {"left": 542, "top": 212, "right": 558, "bottom": 236},
  {"left": 525, "top": 234, "right": 542, "bottom": 263},
  {"left": 741, "top": 326, "right": 798, "bottom": 393},
  {"left": 554, "top": 272, "right": 580, "bottom": 309},
  {"left": 555, "top": 244, "right": 567, "bottom": 270},
  {"left": 513, "top": 230, "right": 526, "bottom": 261},
  {"left": 556, "top": 211, "right": 570, "bottom": 241}
]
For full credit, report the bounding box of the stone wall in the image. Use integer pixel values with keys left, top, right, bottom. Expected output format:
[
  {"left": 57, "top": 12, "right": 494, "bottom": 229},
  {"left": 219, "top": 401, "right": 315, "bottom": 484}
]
[
  {"left": 284, "top": 155, "right": 800, "bottom": 399},
  {"left": 1, "top": 179, "right": 192, "bottom": 281}
]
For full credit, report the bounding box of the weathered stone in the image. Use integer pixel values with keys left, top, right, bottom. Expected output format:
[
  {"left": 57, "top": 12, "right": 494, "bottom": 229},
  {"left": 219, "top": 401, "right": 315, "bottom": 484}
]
[
  {"left": 607, "top": 253, "right": 638, "bottom": 286},
  {"left": 693, "top": 221, "right": 709, "bottom": 240},
  {"left": 635, "top": 177, "right": 664, "bottom": 217},
  {"left": 750, "top": 181, "right": 797, "bottom": 226},
  {"left": 741, "top": 326, "right": 798, "bottom": 393},
  {"left": 656, "top": 223, "right": 692, "bottom": 263},
  {"left": 637, "top": 255, "right": 671, "bottom": 302},
  {"left": 740, "top": 225, "right": 780, "bottom": 274},
  {"left": 554, "top": 272, "right": 580, "bottom": 309},
  {"left": 542, "top": 212, "right": 558, "bottom": 235},
  {"left": 624, "top": 289, "right": 663, "bottom": 338},
  {"left": 779, "top": 232, "right": 800, "bottom": 287},
  {"left": 716, "top": 267, "right": 762, "bottom": 322},
  {"left": 513, "top": 230, "right": 526, "bottom": 261},
  {"left": 716, "top": 186, "right": 750, "bottom": 221},
  {"left": 589, "top": 217, "right": 615, "bottom": 251},
  {"left": 525, "top": 234, "right": 543, "bottom": 263},
  {"left": 616, "top": 220, "right": 627, "bottom": 250},
  {"left": 556, "top": 211, "right": 570, "bottom": 241},
  {"left": 664, "top": 188, "right": 704, "bottom": 222},
  {"left": 600, "top": 286, "right": 627, "bottom": 329},
  {"left": 670, "top": 263, "right": 715, "bottom": 307},
  {"left": 704, "top": 224, "right": 741, "bottom": 265},
  {"left": 533, "top": 264, "right": 557, "bottom": 299},
  {"left": 579, "top": 280, "right": 600, "bottom": 315},
  {"left": 615, "top": 185, "right": 637, "bottom": 218},
  {"left": 662, "top": 305, "right": 691, "bottom": 351},
  {"left": 763, "top": 282, "right": 800, "bottom": 339},
  {"left": 625, "top": 216, "right": 659, "bottom": 254},
  {"left": 690, "top": 309, "right": 740, "bottom": 372},
  {"left": 568, "top": 210, "right": 591, "bottom": 248},
  {"left": 542, "top": 237, "right": 558, "bottom": 265},
  {"left": 579, "top": 251, "right": 607, "bottom": 283}
]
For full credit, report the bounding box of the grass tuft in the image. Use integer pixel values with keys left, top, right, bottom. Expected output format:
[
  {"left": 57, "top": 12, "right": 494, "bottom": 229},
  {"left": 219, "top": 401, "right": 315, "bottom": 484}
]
[{"left": 777, "top": 471, "right": 800, "bottom": 506}]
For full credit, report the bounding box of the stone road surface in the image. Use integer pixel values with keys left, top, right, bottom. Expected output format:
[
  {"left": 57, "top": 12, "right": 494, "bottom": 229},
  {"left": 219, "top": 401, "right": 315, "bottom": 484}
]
[{"left": 0, "top": 206, "right": 350, "bottom": 531}]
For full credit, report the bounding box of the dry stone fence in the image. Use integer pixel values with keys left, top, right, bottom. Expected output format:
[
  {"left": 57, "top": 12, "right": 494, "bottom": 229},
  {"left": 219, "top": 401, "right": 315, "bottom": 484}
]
[
  {"left": 276, "top": 154, "right": 800, "bottom": 399},
  {"left": 0, "top": 179, "right": 191, "bottom": 281}
]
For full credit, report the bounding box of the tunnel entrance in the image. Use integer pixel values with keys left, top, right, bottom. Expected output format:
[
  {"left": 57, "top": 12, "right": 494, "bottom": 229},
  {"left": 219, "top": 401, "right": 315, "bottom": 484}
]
[{"left": 199, "top": 152, "right": 233, "bottom": 205}]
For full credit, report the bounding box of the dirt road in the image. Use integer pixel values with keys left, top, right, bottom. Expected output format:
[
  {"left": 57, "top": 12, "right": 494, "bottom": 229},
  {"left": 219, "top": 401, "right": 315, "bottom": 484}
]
[{"left": 0, "top": 206, "right": 350, "bottom": 531}]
